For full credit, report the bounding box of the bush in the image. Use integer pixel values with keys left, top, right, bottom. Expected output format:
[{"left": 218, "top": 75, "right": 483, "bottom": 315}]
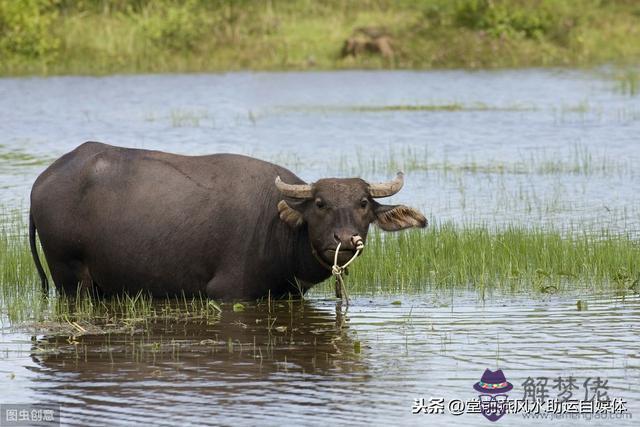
[
  {"left": 137, "top": 0, "right": 207, "bottom": 52},
  {"left": 0, "top": 0, "right": 58, "bottom": 59},
  {"left": 454, "top": 0, "right": 563, "bottom": 40}
]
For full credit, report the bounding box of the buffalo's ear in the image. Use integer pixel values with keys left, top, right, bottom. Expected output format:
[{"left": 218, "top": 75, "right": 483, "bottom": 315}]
[
  {"left": 278, "top": 200, "right": 305, "bottom": 228},
  {"left": 374, "top": 204, "right": 427, "bottom": 231}
]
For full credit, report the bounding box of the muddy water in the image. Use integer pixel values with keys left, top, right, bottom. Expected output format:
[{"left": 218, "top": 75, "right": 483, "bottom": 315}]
[{"left": 1, "top": 293, "right": 638, "bottom": 426}]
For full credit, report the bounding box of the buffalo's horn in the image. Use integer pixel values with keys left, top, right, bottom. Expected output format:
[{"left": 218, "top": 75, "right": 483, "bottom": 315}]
[
  {"left": 368, "top": 172, "right": 404, "bottom": 198},
  {"left": 275, "top": 176, "right": 313, "bottom": 199}
]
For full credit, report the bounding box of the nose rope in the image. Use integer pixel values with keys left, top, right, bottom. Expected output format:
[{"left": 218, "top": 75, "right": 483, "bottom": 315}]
[{"left": 332, "top": 236, "right": 364, "bottom": 306}]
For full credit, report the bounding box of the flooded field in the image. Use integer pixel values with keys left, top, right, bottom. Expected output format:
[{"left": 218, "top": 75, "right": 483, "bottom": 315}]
[
  {"left": 0, "top": 69, "right": 639, "bottom": 425},
  {"left": 2, "top": 294, "right": 638, "bottom": 426}
]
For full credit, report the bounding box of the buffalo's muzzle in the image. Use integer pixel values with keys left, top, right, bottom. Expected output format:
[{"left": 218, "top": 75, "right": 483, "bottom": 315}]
[{"left": 351, "top": 235, "right": 364, "bottom": 250}]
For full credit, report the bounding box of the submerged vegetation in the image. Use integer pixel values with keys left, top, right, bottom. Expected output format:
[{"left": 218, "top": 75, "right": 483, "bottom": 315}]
[
  {"left": 2, "top": 0, "right": 640, "bottom": 75},
  {"left": 285, "top": 103, "right": 538, "bottom": 113},
  {"left": 259, "top": 143, "right": 636, "bottom": 178},
  {"left": 614, "top": 68, "right": 640, "bottom": 96},
  {"left": 1, "top": 212, "right": 638, "bottom": 328}
]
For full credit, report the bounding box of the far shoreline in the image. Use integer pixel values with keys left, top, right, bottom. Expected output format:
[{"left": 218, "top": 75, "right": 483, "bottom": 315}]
[{"left": 2, "top": 1, "right": 640, "bottom": 78}]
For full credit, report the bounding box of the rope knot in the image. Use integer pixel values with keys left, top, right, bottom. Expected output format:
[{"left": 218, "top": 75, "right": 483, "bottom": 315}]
[{"left": 332, "top": 241, "right": 364, "bottom": 306}]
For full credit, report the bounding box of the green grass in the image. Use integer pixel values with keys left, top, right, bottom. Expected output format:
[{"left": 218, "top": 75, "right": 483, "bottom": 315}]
[
  {"left": 331, "top": 224, "right": 640, "bottom": 296},
  {"left": 0, "top": 145, "right": 53, "bottom": 168},
  {"left": 2, "top": 212, "right": 638, "bottom": 328},
  {"left": 282, "top": 103, "right": 537, "bottom": 113},
  {"left": 2, "top": 0, "right": 640, "bottom": 76},
  {"left": 0, "top": 211, "right": 224, "bottom": 328},
  {"left": 19, "top": 290, "right": 223, "bottom": 337},
  {"left": 614, "top": 68, "right": 640, "bottom": 96},
  {"left": 271, "top": 144, "right": 634, "bottom": 177},
  {"left": 169, "top": 109, "right": 210, "bottom": 127}
]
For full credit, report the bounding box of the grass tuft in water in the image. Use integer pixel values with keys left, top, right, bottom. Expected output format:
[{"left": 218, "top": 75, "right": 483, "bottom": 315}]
[
  {"left": 2, "top": 213, "right": 638, "bottom": 326},
  {"left": 315, "top": 223, "right": 640, "bottom": 296},
  {"left": 327, "top": 144, "right": 634, "bottom": 177},
  {"left": 283, "top": 103, "right": 537, "bottom": 113},
  {"left": 615, "top": 69, "right": 640, "bottom": 96}
]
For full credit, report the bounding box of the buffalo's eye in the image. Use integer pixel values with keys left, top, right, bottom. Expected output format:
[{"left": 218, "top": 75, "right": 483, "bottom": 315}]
[
  {"left": 360, "top": 199, "right": 368, "bottom": 208},
  {"left": 315, "top": 198, "right": 326, "bottom": 209}
]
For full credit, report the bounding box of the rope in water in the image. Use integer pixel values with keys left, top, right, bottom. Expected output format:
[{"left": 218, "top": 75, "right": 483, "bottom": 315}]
[{"left": 332, "top": 237, "right": 364, "bottom": 306}]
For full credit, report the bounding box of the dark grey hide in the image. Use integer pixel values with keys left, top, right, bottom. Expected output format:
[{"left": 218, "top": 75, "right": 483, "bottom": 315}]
[{"left": 29, "top": 142, "right": 426, "bottom": 300}]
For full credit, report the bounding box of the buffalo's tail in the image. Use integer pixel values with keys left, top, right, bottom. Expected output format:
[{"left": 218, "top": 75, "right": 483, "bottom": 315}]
[{"left": 29, "top": 212, "right": 49, "bottom": 294}]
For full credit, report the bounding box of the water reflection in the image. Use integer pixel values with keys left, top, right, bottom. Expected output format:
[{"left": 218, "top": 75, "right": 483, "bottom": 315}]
[
  {"left": 30, "top": 300, "right": 364, "bottom": 375},
  {"left": 3, "top": 293, "right": 633, "bottom": 426},
  {"left": 26, "top": 300, "right": 369, "bottom": 426}
]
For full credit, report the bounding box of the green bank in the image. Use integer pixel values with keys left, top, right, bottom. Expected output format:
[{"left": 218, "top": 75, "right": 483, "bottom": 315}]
[{"left": 2, "top": 0, "right": 640, "bottom": 76}]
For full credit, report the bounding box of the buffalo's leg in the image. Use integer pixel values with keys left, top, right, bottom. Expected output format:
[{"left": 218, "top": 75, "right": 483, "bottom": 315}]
[
  {"left": 205, "top": 271, "right": 245, "bottom": 300},
  {"left": 48, "top": 260, "right": 80, "bottom": 296},
  {"left": 71, "top": 261, "right": 104, "bottom": 298},
  {"left": 49, "top": 259, "right": 100, "bottom": 297},
  {"left": 205, "top": 275, "right": 226, "bottom": 300}
]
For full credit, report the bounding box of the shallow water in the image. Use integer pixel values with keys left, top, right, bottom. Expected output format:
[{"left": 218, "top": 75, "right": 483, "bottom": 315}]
[
  {"left": 1, "top": 70, "right": 639, "bottom": 233},
  {"left": 1, "top": 70, "right": 639, "bottom": 425},
  {"left": 1, "top": 292, "right": 638, "bottom": 426}
]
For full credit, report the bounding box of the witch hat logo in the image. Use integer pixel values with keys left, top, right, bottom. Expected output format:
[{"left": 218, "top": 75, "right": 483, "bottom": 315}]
[{"left": 473, "top": 369, "right": 513, "bottom": 422}]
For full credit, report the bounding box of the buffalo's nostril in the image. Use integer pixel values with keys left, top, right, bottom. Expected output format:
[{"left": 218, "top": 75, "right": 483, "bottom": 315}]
[
  {"left": 351, "top": 235, "right": 364, "bottom": 249},
  {"left": 333, "top": 233, "right": 340, "bottom": 243}
]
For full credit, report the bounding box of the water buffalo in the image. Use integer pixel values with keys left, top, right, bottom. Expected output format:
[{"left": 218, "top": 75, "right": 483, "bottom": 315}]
[{"left": 29, "top": 142, "right": 427, "bottom": 300}]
